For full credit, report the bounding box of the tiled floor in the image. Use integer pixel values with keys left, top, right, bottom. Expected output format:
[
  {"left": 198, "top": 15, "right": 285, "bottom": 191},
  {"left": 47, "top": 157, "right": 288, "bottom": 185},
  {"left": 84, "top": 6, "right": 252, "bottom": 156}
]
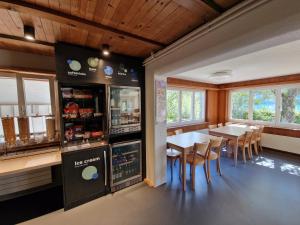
[{"left": 3, "top": 150, "right": 300, "bottom": 225}]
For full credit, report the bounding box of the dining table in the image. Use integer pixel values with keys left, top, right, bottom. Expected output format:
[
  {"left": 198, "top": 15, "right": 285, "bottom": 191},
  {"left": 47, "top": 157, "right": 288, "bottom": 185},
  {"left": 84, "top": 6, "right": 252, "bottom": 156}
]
[
  {"left": 209, "top": 124, "right": 258, "bottom": 166},
  {"left": 166, "top": 131, "right": 211, "bottom": 191}
]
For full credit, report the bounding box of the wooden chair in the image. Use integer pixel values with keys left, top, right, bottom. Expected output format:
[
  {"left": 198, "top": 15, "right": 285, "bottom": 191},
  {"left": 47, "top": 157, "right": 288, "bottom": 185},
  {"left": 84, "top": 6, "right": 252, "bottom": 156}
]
[
  {"left": 208, "top": 124, "right": 217, "bottom": 130},
  {"left": 225, "top": 122, "right": 232, "bottom": 126},
  {"left": 174, "top": 129, "right": 183, "bottom": 135},
  {"left": 256, "top": 125, "right": 264, "bottom": 152},
  {"left": 250, "top": 129, "right": 259, "bottom": 156},
  {"left": 185, "top": 141, "right": 212, "bottom": 190},
  {"left": 217, "top": 123, "right": 223, "bottom": 127},
  {"left": 198, "top": 136, "right": 223, "bottom": 183},
  {"left": 230, "top": 131, "right": 253, "bottom": 163},
  {"left": 166, "top": 131, "right": 181, "bottom": 179}
]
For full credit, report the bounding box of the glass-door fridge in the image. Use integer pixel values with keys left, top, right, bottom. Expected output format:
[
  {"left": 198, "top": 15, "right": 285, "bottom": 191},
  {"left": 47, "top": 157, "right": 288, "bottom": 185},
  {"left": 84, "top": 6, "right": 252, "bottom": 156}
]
[
  {"left": 60, "top": 84, "right": 107, "bottom": 145},
  {"left": 108, "top": 86, "right": 141, "bottom": 135},
  {"left": 110, "top": 140, "right": 142, "bottom": 192}
]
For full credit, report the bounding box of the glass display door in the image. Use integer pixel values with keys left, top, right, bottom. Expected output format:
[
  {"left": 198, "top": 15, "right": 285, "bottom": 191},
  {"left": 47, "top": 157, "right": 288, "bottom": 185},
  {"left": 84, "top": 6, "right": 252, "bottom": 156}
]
[
  {"left": 109, "top": 86, "right": 141, "bottom": 134},
  {"left": 110, "top": 140, "right": 142, "bottom": 192}
]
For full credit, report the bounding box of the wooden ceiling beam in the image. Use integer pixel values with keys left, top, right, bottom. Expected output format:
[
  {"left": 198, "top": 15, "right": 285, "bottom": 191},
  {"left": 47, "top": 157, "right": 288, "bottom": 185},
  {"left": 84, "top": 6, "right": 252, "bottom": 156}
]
[
  {"left": 0, "top": 33, "right": 54, "bottom": 47},
  {"left": 0, "top": 0, "right": 166, "bottom": 48},
  {"left": 200, "top": 0, "right": 225, "bottom": 13}
]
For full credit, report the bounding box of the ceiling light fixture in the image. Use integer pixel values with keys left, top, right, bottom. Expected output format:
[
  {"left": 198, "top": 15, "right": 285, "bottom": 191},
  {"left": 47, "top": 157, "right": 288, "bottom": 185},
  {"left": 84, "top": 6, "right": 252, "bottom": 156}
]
[
  {"left": 102, "top": 44, "right": 110, "bottom": 56},
  {"left": 210, "top": 70, "right": 232, "bottom": 79},
  {"left": 24, "top": 25, "right": 35, "bottom": 41}
]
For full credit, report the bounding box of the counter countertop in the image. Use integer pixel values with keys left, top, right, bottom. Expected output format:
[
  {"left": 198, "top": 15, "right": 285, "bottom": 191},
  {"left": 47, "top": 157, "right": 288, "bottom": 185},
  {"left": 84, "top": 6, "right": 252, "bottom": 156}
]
[{"left": 0, "top": 150, "right": 61, "bottom": 177}]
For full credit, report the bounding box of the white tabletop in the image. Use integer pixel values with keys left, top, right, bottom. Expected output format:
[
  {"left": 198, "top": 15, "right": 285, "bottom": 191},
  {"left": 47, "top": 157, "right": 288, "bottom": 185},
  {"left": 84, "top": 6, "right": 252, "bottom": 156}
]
[
  {"left": 167, "top": 132, "right": 211, "bottom": 150},
  {"left": 209, "top": 124, "right": 258, "bottom": 138}
]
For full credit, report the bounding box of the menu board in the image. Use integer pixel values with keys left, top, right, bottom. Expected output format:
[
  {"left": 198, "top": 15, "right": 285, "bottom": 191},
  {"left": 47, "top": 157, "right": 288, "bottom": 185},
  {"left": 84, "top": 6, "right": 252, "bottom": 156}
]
[
  {"left": 155, "top": 79, "right": 167, "bottom": 123},
  {"left": 55, "top": 43, "right": 143, "bottom": 86}
]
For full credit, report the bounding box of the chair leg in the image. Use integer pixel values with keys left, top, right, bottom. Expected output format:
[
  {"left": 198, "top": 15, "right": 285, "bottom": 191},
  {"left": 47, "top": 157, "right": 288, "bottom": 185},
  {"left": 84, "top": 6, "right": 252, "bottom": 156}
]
[
  {"left": 170, "top": 158, "right": 173, "bottom": 180},
  {"left": 254, "top": 142, "right": 258, "bottom": 155},
  {"left": 248, "top": 145, "right": 252, "bottom": 160},
  {"left": 174, "top": 158, "right": 178, "bottom": 166},
  {"left": 216, "top": 158, "right": 222, "bottom": 176},
  {"left": 203, "top": 162, "right": 209, "bottom": 184},
  {"left": 178, "top": 159, "right": 181, "bottom": 180},
  {"left": 259, "top": 140, "right": 263, "bottom": 152},
  {"left": 191, "top": 164, "right": 196, "bottom": 190},
  {"left": 242, "top": 147, "right": 246, "bottom": 163},
  {"left": 207, "top": 160, "right": 211, "bottom": 183}
]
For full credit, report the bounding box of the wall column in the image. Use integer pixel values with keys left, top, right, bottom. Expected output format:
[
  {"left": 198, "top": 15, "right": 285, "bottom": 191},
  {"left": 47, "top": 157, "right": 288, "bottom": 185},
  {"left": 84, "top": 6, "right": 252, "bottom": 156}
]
[{"left": 145, "top": 67, "right": 167, "bottom": 187}]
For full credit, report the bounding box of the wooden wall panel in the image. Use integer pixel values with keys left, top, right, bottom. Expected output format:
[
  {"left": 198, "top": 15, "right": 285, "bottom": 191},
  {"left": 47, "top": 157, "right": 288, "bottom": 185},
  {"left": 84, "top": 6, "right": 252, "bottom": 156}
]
[
  {"left": 218, "top": 89, "right": 229, "bottom": 124},
  {"left": 206, "top": 90, "right": 219, "bottom": 125},
  {"left": 167, "top": 77, "right": 218, "bottom": 90},
  {"left": 219, "top": 74, "right": 300, "bottom": 90}
]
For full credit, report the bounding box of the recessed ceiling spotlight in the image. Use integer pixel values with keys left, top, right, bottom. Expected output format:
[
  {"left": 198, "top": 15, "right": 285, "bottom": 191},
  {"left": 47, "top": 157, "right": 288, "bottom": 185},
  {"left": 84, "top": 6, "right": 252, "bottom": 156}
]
[
  {"left": 24, "top": 25, "right": 35, "bottom": 41},
  {"left": 210, "top": 70, "right": 232, "bottom": 79},
  {"left": 102, "top": 44, "right": 110, "bottom": 56}
]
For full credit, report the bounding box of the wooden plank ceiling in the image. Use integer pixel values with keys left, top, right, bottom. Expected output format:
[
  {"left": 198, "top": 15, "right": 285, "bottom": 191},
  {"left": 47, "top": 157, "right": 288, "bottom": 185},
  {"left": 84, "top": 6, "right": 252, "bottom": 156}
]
[{"left": 0, "top": 0, "right": 243, "bottom": 58}]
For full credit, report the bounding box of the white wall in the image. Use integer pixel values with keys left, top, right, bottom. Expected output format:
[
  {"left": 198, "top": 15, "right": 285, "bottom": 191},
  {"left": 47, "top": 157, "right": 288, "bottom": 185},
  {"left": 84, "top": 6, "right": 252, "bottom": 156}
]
[
  {"left": 262, "top": 134, "right": 300, "bottom": 155},
  {"left": 145, "top": 0, "right": 300, "bottom": 187}
]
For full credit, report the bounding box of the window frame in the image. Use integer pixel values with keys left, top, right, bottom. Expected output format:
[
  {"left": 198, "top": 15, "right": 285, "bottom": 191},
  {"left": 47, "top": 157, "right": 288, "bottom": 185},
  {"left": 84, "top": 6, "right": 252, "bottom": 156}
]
[
  {"left": 0, "top": 72, "right": 57, "bottom": 138},
  {"left": 229, "top": 83, "right": 300, "bottom": 129},
  {"left": 167, "top": 87, "right": 206, "bottom": 127}
]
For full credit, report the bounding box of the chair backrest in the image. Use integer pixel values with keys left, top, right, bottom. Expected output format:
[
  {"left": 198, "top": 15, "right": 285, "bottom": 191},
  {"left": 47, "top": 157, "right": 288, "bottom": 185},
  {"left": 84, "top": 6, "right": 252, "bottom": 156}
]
[
  {"left": 208, "top": 124, "right": 217, "bottom": 130},
  {"left": 174, "top": 129, "right": 183, "bottom": 135},
  {"left": 210, "top": 136, "right": 223, "bottom": 154},
  {"left": 217, "top": 123, "right": 223, "bottom": 127},
  {"left": 192, "top": 141, "right": 212, "bottom": 163},
  {"left": 243, "top": 131, "right": 253, "bottom": 146},
  {"left": 210, "top": 136, "right": 223, "bottom": 148},
  {"left": 225, "top": 122, "right": 232, "bottom": 126},
  {"left": 251, "top": 130, "right": 259, "bottom": 142},
  {"left": 167, "top": 131, "right": 175, "bottom": 136}
]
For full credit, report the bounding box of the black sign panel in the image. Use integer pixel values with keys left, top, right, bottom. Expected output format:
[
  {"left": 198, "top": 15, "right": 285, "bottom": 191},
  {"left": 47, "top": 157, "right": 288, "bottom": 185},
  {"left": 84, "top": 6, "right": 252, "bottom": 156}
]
[
  {"left": 55, "top": 43, "right": 143, "bottom": 86},
  {"left": 61, "top": 146, "right": 108, "bottom": 210}
]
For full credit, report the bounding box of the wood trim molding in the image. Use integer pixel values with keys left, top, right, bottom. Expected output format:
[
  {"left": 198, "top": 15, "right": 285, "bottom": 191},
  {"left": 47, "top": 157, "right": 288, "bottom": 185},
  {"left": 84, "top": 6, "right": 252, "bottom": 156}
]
[
  {"left": 167, "top": 77, "right": 219, "bottom": 90},
  {"left": 218, "top": 74, "right": 300, "bottom": 90},
  {"left": 0, "top": 0, "right": 165, "bottom": 48},
  {"left": 263, "top": 126, "right": 300, "bottom": 138},
  {"left": 0, "top": 67, "right": 55, "bottom": 77},
  {"left": 167, "top": 122, "right": 209, "bottom": 133}
]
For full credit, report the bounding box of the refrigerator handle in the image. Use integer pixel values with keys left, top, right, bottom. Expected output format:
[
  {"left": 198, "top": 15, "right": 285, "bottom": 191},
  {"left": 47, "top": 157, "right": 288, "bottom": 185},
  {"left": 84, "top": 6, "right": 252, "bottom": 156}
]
[{"left": 104, "top": 149, "right": 107, "bottom": 186}]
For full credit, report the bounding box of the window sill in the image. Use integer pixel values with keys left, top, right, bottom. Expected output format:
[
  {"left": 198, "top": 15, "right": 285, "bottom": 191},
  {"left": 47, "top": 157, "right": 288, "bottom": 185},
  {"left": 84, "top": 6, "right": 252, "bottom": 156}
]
[{"left": 167, "top": 121, "right": 208, "bottom": 129}]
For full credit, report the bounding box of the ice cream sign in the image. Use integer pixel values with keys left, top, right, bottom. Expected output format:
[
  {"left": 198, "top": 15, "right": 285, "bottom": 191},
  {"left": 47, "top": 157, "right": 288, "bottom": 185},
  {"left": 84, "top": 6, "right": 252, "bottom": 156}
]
[{"left": 74, "top": 156, "right": 101, "bottom": 181}]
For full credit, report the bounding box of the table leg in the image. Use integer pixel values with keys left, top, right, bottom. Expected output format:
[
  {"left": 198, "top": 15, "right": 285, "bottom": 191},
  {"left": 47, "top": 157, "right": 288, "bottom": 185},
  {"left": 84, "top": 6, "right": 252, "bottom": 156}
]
[
  {"left": 182, "top": 151, "right": 186, "bottom": 191},
  {"left": 234, "top": 138, "right": 238, "bottom": 167}
]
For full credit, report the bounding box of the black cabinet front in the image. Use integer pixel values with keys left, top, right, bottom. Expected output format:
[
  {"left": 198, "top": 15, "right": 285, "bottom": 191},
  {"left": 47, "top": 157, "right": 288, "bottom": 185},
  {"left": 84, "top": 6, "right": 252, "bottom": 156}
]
[{"left": 62, "top": 146, "right": 108, "bottom": 210}]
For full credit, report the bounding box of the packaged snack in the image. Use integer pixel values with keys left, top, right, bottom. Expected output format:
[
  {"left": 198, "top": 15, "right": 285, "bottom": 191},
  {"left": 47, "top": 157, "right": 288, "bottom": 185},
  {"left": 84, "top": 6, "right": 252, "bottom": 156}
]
[
  {"left": 79, "top": 108, "right": 94, "bottom": 118},
  {"left": 62, "top": 88, "right": 73, "bottom": 98}
]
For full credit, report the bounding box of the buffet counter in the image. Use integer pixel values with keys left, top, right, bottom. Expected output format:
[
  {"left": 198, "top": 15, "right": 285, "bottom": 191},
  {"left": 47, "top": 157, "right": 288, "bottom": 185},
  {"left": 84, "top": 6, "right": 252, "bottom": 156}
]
[{"left": 0, "top": 148, "right": 61, "bottom": 177}]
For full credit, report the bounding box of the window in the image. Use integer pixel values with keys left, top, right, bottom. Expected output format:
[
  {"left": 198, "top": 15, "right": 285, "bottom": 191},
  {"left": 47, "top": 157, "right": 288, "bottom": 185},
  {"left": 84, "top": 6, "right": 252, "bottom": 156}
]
[
  {"left": 167, "top": 90, "right": 180, "bottom": 123},
  {"left": 24, "top": 79, "right": 52, "bottom": 116},
  {"left": 281, "top": 87, "right": 300, "bottom": 124},
  {"left": 181, "top": 91, "right": 193, "bottom": 121},
  {"left": 231, "top": 90, "right": 249, "bottom": 120},
  {"left": 0, "top": 74, "right": 55, "bottom": 139},
  {"left": 253, "top": 89, "right": 276, "bottom": 122},
  {"left": 194, "top": 92, "right": 205, "bottom": 120},
  {"left": 167, "top": 88, "right": 205, "bottom": 125},
  {"left": 0, "top": 77, "right": 19, "bottom": 117},
  {"left": 229, "top": 84, "right": 300, "bottom": 127},
  {"left": 0, "top": 77, "right": 19, "bottom": 139}
]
